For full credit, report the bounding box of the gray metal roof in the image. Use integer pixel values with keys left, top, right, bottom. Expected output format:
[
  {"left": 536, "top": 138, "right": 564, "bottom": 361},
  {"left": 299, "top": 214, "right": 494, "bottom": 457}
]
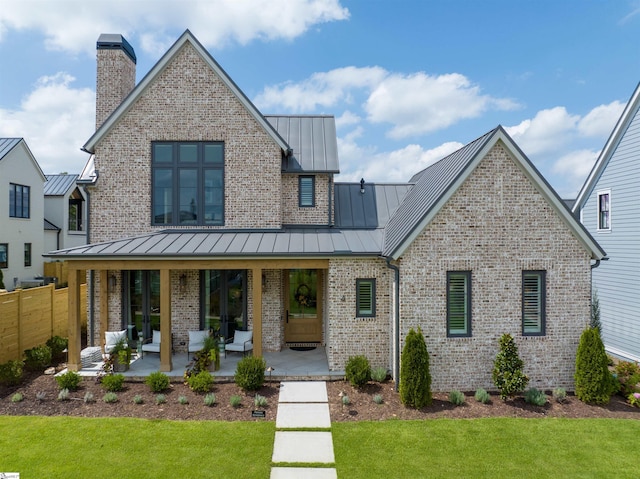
[
  {"left": 334, "top": 183, "right": 412, "bottom": 229},
  {"left": 0, "top": 138, "right": 21, "bottom": 161},
  {"left": 97, "top": 34, "right": 137, "bottom": 63},
  {"left": 44, "top": 218, "right": 60, "bottom": 231},
  {"left": 383, "top": 128, "right": 498, "bottom": 257},
  {"left": 46, "top": 228, "right": 383, "bottom": 259},
  {"left": 266, "top": 116, "right": 340, "bottom": 173},
  {"left": 44, "top": 174, "right": 79, "bottom": 196}
]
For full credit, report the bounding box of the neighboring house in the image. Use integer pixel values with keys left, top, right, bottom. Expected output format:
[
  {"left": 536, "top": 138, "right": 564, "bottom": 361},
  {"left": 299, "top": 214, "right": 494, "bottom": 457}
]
[
  {"left": 52, "top": 31, "right": 604, "bottom": 391},
  {"left": 0, "top": 138, "right": 46, "bottom": 290},
  {"left": 44, "top": 174, "right": 88, "bottom": 253},
  {"left": 573, "top": 81, "right": 640, "bottom": 363}
]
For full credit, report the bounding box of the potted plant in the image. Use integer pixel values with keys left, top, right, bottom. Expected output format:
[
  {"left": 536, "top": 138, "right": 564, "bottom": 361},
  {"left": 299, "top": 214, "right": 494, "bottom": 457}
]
[{"left": 111, "top": 338, "right": 132, "bottom": 372}]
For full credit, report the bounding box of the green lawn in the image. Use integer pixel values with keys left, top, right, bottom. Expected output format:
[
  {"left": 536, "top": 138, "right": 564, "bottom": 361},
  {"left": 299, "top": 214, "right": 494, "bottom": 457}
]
[
  {"left": 333, "top": 418, "right": 640, "bottom": 479},
  {"left": 2, "top": 417, "right": 638, "bottom": 478},
  {"left": 0, "top": 417, "right": 274, "bottom": 479}
]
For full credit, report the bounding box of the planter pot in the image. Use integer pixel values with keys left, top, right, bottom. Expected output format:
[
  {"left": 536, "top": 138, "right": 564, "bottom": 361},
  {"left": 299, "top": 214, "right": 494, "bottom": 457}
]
[{"left": 113, "top": 358, "right": 129, "bottom": 372}]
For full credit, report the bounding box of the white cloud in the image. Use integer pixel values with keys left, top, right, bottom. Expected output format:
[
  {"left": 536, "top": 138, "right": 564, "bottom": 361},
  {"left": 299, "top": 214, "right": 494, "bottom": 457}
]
[
  {"left": 0, "top": 0, "right": 349, "bottom": 55},
  {"left": 578, "top": 100, "right": 625, "bottom": 137},
  {"left": 335, "top": 110, "right": 361, "bottom": 128},
  {"left": 505, "top": 106, "right": 580, "bottom": 156},
  {"left": 365, "top": 72, "right": 519, "bottom": 139},
  {"left": 0, "top": 73, "right": 94, "bottom": 174},
  {"left": 551, "top": 149, "right": 600, "bottom": 198}
]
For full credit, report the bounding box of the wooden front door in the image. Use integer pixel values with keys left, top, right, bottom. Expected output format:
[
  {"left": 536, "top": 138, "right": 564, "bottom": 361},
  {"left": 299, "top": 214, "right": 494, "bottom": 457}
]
[{"left": 285, "top": 269, "right": 322, "bottom": 343}]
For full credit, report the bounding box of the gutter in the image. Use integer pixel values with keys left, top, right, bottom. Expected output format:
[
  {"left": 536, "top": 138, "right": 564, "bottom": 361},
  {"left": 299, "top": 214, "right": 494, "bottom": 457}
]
[{"left": 385, "top": 257, "right": 400, "bottom": 392}]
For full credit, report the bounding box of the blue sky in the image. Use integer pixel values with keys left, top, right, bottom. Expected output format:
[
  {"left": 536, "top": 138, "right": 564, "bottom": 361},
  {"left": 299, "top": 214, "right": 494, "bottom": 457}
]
[{"left": 1, "top": 0, "right": 639, "bottom": 197}]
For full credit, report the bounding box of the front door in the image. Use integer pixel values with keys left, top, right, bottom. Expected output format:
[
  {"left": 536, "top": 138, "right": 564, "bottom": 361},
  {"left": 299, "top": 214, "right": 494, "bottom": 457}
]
[
  {"left": 285, "top": 269, "right": 322, "bottom": 343},
  {"left": 123, "top": 270, "right": 160, "bottom": 342},
  {"left": 202, "top": 270, "right": 246, "bottom": 339}
]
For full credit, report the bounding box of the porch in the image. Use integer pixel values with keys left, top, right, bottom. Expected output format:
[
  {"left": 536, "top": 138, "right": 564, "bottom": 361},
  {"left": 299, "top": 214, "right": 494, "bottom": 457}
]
[{"left": 74, "top": 346, "right": 344, "bottom": 381}]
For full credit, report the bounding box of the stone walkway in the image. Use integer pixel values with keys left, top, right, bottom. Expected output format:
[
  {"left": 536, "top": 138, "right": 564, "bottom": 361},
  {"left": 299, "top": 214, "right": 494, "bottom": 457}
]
[{"left": 271, "top": 381, "right": 337, "bottom": 479}]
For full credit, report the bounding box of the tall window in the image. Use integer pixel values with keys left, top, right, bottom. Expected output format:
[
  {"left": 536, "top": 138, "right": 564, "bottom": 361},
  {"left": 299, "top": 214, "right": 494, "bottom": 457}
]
[
  {"left": 152, "top": 142, "right": 224, "bottom": 226},
  {"left": 447, "top": 271, "right": 471, "bottom": 337},
  {"left": 522, "top": 271, "right": 546, "bottom": 335},
  {"left": 0, "top": 243, "right": 7, "bottom": 268},
  {"left": 68, "top": 189, "right": 84, "bottom": 231},
  {"left": 597, "top": 190, "right": 610, "bottom": 230},
  {"left": 9, "top": 183, "right": 30, "bottom": 218},
  {"left": 356, "top": 278, "right": 376, "bottom": 317},
  {"left": 299, "top": 176, "right": 315, "bottom": 207},
  {"left": 24, "top": 243, "right": 32, "bottom": 267}
]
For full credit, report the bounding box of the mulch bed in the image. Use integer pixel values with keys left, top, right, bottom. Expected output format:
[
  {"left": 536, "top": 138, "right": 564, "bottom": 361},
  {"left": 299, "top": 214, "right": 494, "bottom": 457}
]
[{"left": 2, "top": 366, "right": 639, "bottom": 421}]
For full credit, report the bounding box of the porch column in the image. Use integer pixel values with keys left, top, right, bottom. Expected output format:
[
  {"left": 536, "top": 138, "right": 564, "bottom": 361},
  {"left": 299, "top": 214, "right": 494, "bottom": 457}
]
[
  {"left": 67, "top": 268, "right": 83, "bottom": 371},
  {"left": 252, "top": 267, "right": 262, "bottom": 356},
  {"left": 99, "top": 270, "right": 108, "bottom": 351},
  {"left": 160, "top": 269, "right": 172, "bottom": 372}
]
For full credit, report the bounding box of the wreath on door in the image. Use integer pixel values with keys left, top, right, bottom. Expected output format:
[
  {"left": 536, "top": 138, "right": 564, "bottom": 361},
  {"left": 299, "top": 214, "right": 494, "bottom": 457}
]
[{"left": 295, "top": 283, "right": 311, "bottom": 307}]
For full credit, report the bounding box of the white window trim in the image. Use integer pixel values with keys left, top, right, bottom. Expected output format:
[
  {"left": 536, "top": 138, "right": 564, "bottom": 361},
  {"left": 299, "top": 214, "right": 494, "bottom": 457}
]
[{"left": 596, "top": 189, "right": 611, "bottom": 232}]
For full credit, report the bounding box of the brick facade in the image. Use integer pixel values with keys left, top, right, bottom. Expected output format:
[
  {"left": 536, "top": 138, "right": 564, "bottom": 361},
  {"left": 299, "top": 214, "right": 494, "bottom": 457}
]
[
  {"left": 281, "top": 174, "right": 332, "bottom": 225},
  {"left": 96, "top": 48, "right": 136, "bottom": 129}
]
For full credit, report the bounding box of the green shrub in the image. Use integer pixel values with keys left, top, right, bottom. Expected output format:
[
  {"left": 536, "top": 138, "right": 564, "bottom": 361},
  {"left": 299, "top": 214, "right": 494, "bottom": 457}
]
[
  {"left": 24, "top": 345, "right": 52, "bottom": 371},
  {"left": 133, "top": 394, "right": 144, "bottom": 404},
  {"left": 613, "top": 361, "right": 640, "bottom": 395},
  {"left": 629, "top": 392, "right": 640, "bottom": 407},
  {"left": 254, "top": 394, "right": 268, "bottom": 408},
  {"left": 234, "top": 356, "right": 266, "bottom": 391},
  {"left": 178, "top": 395, "right": 189, "bottom": 405},
  {"left": 204, "top": 393, "right": 216, "bottom": 407},
  {"left": 399, "top": 327, "right": 432, "bottom": 408},
  {"left": 46, "top": 336, "right": 68, "bottom": 362},
  {"left": 575, "top": 328, "right": 616, "bottom": 404},
  {"left": 590, "top": 289, "right": 601, "bottom": 333},
  {"left": 155, "top": 394, "right": 166, "bottom": 405},
  {"left": 57, "top": 388, "right": 70, "bottom": 401},
  {"left": 345, "top": 355, "right": 371, "bottom": 388},
  {"left": 187, "top": 370, "right": 214, "bottom": 393},
  {"left": 103, "top": 392, "right": 118, "bottom": 403},
  {"left": 492, "top": 333, "right": 529, "bottom": 400},
  {"left": 11, "top": 392, "right": 24, "bottom": 403},
  {"left": 552, "top": 387, "right": 567, "bottom": 403},
  {"left": 474, "top": 388, "right": 491, "bottom": 404},
  {"left": 449, "top": 390, "right": 465, "bottom": 406},
  {"left": 145, "top": 371, "right": 170, "bottom": 393},
  {"left": 0, "top": 360, "right": 24, "bottom": 386},
  {"left": 55, "top": 371, "right": 81, "bottom": 391},
  {"left": 83, "top": 391, "right": 95, "bottom": 403},
  {"left": 373, "top": 394, "right": 383, "bottom": 404},
  {"left": 370, "top": 366, "right": 388, "bottom": 383},
  {"left": 524, "top": 388, "right": 547, "bottom": 406},
  {"left": 230, "top": 395, "right": 242, "bottom": 408},
  {"left": 101, "top": 373, "right": 125, "bottom": 392}
]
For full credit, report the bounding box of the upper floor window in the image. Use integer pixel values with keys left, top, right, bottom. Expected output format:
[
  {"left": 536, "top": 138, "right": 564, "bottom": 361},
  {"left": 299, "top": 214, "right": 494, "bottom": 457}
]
[
  {"left": 522, "top": 271, "right": 546, "bottom": 336},
  {"left": 24, "top": 243, "right": 32, "bottom": 267},
  {"left": 447, "top": 271, "right": 471, "bottom": 337},
  {"left": 299, "top": 176, "right": 315, "bottom": 207},
  {"left": 356, "top": 278, "right": 376, "bottom": 317},
  {"left": 152, "top": 142, "right": 224, "bottom": 226},
  {"left": 597, "top": 190, "right": 610, "bottom": 231},
  {"left": 0, "top": 243, "right": 8, "bottom": 268},
  {"left": 68, "top": 192, "right": 84, "bottom": 232},
  {"left": 10, "top": 183, "right": 30, "bottom": 218}
]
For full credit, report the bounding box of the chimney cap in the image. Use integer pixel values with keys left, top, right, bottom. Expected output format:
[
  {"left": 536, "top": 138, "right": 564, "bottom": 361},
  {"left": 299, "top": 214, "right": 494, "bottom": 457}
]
[{"left": 97, "top": 34, "right": 136, "bottom": 64}]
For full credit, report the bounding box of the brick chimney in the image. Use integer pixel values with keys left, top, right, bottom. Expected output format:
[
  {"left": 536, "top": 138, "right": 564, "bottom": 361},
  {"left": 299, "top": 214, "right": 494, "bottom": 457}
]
[{"left": 95, "top": 34, "right": 136, "bottom": 129}]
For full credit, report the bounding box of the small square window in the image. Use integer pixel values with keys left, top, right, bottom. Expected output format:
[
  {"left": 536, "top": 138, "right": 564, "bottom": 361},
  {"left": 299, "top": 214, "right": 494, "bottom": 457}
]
[
  {"left": 299, "top": 176, "right": 315, "bottom": 207},
  {"left": 24, "top": 243, "right": 32, "bottom": 267},
  {"left": 447, "top": 271, "right": 471, "bottom": 337},
  {"left": 356, "top": 279, "right": 376, "bottom": 317},
  {"left": 597, "top": 190, "right": 611, "bottom": 230}
]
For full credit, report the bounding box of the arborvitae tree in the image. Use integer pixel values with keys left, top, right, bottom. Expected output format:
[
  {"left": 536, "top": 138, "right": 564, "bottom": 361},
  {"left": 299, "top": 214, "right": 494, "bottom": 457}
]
[
  {"left": 590, "top": 289, "right": 601, "bottom": 334},
  {"left": 399, "top": 327, "right": 432, "bottom": 408},
  {"left": 492, "top": 333, "right": 529, "bottom": 400},
  {"left": 575, "top": 327, "right": 615, "bottom": 404}
]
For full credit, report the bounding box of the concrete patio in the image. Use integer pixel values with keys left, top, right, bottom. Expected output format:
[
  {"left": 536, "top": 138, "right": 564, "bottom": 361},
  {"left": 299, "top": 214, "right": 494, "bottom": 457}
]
[{"left": 72, "top": 346, "right": 345, "bottom": 380}]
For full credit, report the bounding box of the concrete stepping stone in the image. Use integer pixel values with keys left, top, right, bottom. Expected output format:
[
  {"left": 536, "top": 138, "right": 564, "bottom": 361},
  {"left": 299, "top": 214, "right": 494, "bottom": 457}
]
[
  {"left": 271, "top": 467, "right": 337, "bottom": 479},
  {"left": 272, "top": 431, "right": 335, "bottom": 464},
  {"left": 276, "top": 403, "right": 331, "bottom": 429},
  {"left": 278, "top": 381, "right": 328, "bottom": 403}
]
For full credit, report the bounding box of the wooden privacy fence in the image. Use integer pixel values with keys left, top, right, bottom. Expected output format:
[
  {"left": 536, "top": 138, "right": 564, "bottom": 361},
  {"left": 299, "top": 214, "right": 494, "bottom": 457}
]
[{"left": 0, "top": 283, "right": 87, "bottom": 363}]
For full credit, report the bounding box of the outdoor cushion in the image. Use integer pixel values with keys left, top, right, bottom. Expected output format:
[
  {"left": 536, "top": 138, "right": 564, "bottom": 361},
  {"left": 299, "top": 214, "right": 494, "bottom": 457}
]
[
  {"left": 226, "top": 330, "right": 253, "bottom": 354},
  {"left": 142, "top": 330, "right": 161, "bottom": 353},
  {"left": 104, "top": 330, "right": 127, "bottom": 353},
  {"left": 188, "top": 330, "right": 209, "bottom": 353}
]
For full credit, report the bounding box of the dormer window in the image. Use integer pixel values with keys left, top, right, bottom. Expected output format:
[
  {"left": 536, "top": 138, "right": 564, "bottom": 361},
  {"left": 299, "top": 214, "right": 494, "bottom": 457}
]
[
  {"left": 299, "top": 175, "right": 315, "bottom": 207},
  {"left": 152, "top": 142, "right": 224, "bottom": 226}
]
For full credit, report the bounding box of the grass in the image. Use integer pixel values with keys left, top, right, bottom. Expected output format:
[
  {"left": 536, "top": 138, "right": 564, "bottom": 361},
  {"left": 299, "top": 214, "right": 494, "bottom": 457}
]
[
  {"left": 333, "top": 418, "right": 640, "bottom": 478},
  {"left": 0, "top": 417, "right": 274, "bottom": 479}
]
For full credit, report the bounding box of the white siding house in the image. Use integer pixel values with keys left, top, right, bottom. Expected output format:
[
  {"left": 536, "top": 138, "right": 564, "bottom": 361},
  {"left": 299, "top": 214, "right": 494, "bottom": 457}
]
[
  {"left": 44, "top": 174, "right": 88, "bottom": 252},
  {"left": 573, "top": 81, "right": 640, "bottom": 362}
]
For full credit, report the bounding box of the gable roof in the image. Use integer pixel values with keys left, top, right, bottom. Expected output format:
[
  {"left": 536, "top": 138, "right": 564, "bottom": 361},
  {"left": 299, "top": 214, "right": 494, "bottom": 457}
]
[
  {"left": 266, "top": 115, "right": 339, "bottom": 173},
  {"left": 573, "top": 81, "right": 640, "bottom": 212},
  {"left": 0, "top": 137, "right": 46, "bottom": 180},
  {"left": 44, "top": 174, "right": 80, "bottom": 196},
  {"left": 383, "top": 126, "right": 606, "bottom": 261},
  {"left": 82, "top": 30, "right": 290, "bottom": 155}
]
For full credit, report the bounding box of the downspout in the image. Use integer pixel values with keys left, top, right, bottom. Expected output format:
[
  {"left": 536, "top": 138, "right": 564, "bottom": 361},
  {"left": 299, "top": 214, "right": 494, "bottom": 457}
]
[
  {"left": 385, "top": 257, "right": 400, "bottom": 391},
  {"left": 328, "top": 176, "right": 333, "bottom": 227}
]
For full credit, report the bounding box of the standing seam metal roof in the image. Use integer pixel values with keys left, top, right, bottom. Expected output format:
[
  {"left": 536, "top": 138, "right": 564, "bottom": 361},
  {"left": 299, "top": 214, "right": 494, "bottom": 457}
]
[
  {"left": 0, "top": 138, "right": 22, "bottom": 161},
  {"left": 44, "top": 174, "right": 80, "bottom": 196}
]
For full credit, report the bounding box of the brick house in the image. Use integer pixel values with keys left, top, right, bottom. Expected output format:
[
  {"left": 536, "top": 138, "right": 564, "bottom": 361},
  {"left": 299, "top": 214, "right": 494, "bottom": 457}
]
[{"left": 53, "top": 31, "right": 604, "bottom": 391}]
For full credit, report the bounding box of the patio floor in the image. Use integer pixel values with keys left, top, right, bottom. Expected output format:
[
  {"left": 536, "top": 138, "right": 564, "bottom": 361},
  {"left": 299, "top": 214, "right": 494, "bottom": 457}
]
[{"left": 73, "top": 346, "right": 345, "bottom": 380}]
